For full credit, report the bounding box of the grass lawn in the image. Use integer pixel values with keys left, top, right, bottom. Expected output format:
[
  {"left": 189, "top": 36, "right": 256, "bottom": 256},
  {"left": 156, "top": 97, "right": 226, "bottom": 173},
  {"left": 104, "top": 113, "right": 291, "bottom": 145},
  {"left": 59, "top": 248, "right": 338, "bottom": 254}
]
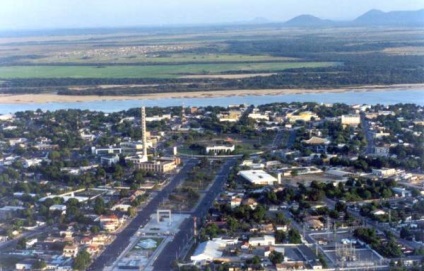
[{"left": 0, "top": 61, "right": 339, "bottom": 79}]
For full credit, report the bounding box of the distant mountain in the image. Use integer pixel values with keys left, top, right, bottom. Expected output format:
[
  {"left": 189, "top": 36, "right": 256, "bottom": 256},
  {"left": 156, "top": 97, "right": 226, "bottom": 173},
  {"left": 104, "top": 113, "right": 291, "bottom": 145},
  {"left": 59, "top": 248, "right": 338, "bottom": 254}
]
[
  {"left": 354, "top": 9, "right": 424, "bottom": 26},
  {"left": 282, "top": 9, "right": 424, "bottom": 27},
  {"left": 284, "top": 15, "right": 334, "bottom": 27}
]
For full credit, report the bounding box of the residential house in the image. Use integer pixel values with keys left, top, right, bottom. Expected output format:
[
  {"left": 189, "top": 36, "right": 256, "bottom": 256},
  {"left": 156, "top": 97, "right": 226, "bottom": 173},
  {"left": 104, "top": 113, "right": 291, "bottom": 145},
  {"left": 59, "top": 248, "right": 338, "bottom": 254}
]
[{"left": 63, "top": 244, "right": 79, "bottom": 258}]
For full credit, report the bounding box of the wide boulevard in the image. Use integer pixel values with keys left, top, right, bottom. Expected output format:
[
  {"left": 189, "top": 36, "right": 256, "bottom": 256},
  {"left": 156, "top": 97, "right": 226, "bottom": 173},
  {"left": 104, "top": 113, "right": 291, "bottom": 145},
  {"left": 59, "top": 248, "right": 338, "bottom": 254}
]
[
  {"left": 89, "top": 159, "right": 198, "bottom": 270},
  {"left": 153, "top": 158, "right": 238, "bottom": 271}
]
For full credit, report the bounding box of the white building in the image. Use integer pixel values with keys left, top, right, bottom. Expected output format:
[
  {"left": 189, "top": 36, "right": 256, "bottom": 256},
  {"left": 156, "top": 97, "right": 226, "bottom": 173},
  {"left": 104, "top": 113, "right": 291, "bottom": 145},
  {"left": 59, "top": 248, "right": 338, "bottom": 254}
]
[
  {"left": 49, "top": 205, "right": 67, "bottom": 215},
  {"left": 191, "top": 241, "right": 222, "bottom": 264},
  {"left": 230, "top": 197, "right": 242, "bottom": 209},
  {"left": 287, "top": 111, "right": 319, "bottom": 123},
  {"left": 63, "top": 244, "right": 79, "bottom": 258},
  {"left": 100, "top": 155, "right": 120, "bottom": 166},
  {"left": 341, "top": 115, "right": 361, "bottom": 126},
  {"left": 248, "top": 113, "right": 269, "bottom": 121},
  {"left": 218, "top": 110, "right": 242, "bottom": 122},
  {"left": 241, "top": 160, "right": 265, "bottom": 169},
  {"left": 248, "top": 235, "right": 276, "bottom": 247},
  {"left": 205, "top": 145, "right": 235, "bottom": 154},
  {"left": 25, "top": 238, "right": 38, "bottom": 249},
  {"left": 23, "top": 158, "right": 44, "bottom": 168},
  {"left": 373, "top": 131, "right": 391, "bottom": 139},
  {"left": 239, "top": 170, "right": 278, "bottom": 186},
  {"left": 0, "top": 114, "right": 14, "bottom": 121},
  {"left": 372, "top": 168, "right": 396, "bottom": 178},
  {"left": 16, "top": 259, "right": 36, "bottom": 270},
  {"left": 145, "top": 114, "right": 171, "bottom": 122},
  {"left": 392, "top": 187, "right": 412, "bottom": 198}
]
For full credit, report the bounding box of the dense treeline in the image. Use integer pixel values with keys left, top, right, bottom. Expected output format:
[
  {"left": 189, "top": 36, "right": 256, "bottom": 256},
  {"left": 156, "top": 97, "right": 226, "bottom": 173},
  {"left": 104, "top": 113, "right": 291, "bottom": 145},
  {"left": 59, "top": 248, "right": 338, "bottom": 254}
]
[
  {"left": 225, "top": 38, "right": 424, "bottom": 59},
  {"left": 2, "top": 61, "right": 422, "bottom": 96}
]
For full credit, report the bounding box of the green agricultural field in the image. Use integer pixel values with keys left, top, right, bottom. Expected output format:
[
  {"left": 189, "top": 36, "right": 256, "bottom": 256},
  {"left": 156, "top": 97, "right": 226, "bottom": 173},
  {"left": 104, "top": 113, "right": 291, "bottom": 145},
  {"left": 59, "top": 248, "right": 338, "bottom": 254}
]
[
  {"left": 31, "top": 53, "right": 298, "bottom": 64},
  {"left": 0, "top": 62, "right": 338, "bottom": 79}
]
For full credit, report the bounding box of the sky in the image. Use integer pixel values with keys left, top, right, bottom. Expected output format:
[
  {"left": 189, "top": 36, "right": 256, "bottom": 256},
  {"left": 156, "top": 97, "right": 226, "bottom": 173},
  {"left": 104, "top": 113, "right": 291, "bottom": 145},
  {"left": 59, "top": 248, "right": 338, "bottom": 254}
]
[{"left": 0, "top": 0, "right": 423, "bottom": 30}]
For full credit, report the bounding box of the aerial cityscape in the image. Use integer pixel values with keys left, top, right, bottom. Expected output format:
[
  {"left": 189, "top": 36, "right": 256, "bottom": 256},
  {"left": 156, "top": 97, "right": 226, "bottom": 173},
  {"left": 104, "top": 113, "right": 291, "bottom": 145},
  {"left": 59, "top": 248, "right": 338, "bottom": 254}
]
[{"left": 0, "top": 1, "right": 423, "bottom": 271}]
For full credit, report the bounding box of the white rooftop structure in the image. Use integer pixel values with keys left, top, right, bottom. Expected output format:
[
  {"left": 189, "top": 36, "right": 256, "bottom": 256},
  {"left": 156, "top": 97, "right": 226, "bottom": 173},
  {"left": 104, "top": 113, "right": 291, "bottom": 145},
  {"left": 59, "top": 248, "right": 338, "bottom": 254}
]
[
  {"left": 137, "top": 238, "right": 157, "bottom": 249},
  {"left": 191, "top": 241, "right": 222, "bottom": 264},
  {"left": 248, "top": 235, "right": 276, "bottom": 246},
  {"left": 238, "top": 170, "right": 278, "bottom": 185}
]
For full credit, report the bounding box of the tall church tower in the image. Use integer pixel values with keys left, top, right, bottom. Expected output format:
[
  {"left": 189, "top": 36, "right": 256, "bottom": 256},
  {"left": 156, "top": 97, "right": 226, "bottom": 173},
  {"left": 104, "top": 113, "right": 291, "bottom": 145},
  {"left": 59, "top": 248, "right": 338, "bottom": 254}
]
[{"left": 141, "top": 106, "right": 148, "bottom": 161}]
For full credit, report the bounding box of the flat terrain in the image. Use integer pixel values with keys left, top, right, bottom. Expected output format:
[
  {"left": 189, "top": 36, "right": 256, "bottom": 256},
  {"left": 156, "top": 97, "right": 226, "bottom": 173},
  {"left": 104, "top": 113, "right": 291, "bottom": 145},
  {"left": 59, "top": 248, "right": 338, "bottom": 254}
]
[
  {"left": 0, "top": 62, "right": 337, "bottom": 79},
  {"left": 0, "top": 26, "right": 422, "bottom": 97}
]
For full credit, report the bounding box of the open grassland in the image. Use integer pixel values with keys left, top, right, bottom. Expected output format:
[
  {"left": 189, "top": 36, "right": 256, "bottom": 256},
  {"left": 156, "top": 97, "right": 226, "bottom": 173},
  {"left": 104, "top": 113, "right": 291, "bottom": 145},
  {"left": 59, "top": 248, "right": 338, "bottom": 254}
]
[{"left": 0, "top": 62, "right": 338, "bottom": 79}]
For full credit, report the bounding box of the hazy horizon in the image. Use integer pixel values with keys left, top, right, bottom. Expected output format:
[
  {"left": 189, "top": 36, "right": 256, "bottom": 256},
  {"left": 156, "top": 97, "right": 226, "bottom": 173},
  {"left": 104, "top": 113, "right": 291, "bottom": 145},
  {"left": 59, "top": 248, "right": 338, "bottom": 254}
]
[{"left": 0, "top": 0, "right": 423, "bottom": 31}]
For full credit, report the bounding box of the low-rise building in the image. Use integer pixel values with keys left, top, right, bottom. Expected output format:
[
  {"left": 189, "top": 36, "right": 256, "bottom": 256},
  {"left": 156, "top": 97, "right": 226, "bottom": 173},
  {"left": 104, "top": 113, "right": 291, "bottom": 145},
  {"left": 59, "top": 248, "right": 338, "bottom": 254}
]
[
  {"left": 287, "top": 111, "right": 319, "bottom": 123},
  {"left": 99, "top": 214, "right": 121, "bottom": 232},
  {"left": 341, "top": 114, "right": 361, "bottom": 126},
  {"left": 302, "top": 136, "right": 330, "bottom": 152},
  {"left": 238, "top": 170, "right": 278, "bottom": 186},
  {"left": 50, "top": 204, "right": 67, "bottom": 215},
  {"left": 191, "top": 240, "right": 223, "bottom": 264},
  {"left": 25, "top": 238, "right": 38, "bottom": 249},
  {"left": 100, "top": 154, "right": 120, "bottom": 166},
  {"left": 134, "top": 157, "right": 180, "bottom": 173},
  {"left": 63, "top": 244, "right": 79, "bottom": 258},
  {"left": 248, "top": 235, "right": 275, "bottom": 247},
  {"left": 392, "top": 187, "right": 412, "bottom": 197},
  {"left": 16, "top": 259, "right": 37, "bottom": 270},
  {"left": 276, "top": 262, "right": 305, "bottom": 271},
  {"left": 374, "top": 145, "right": 390, "bottom": 157},
  {"left": 205, "top": 145, "right": 235, "bottom": 154},
  {"left": 218, "top": 110, "right": 242, "bottom": 122},
  {"left": 372, "top": 168, "right": 396, "bottom": 178}
]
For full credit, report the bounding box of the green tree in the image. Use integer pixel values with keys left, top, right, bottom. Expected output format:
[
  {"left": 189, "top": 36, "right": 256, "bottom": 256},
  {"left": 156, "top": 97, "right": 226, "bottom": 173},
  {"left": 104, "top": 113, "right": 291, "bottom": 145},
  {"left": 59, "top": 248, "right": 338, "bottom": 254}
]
[
  {"left": 252, "top": 204, "right": 266, "bottom": 222},
  {"left": 72, "top": 249, "right": 91, "bottom": 270},
  {"left": 90, "top": 225, "right": 100, "bottom": 234},
  {"left": 93, "top": 197, "right": 105, "bottom": 215},
  {"left": 226, "top": 216, "right": 239, "bottom": 233},
  {"left": 269, "top": 250, "right": 284, "bottom": 265},
  {"left": 288, "top": 229, "right": 302, "bottom": 244},
  {"left": 128, "top": 207, "right": 137, "bottom": 218},
  {"left": 275, "top": 230, "right": 286, "bottom": 243},
  {"left": 204, "top": 223, "right": 220, "bottom": 240}
]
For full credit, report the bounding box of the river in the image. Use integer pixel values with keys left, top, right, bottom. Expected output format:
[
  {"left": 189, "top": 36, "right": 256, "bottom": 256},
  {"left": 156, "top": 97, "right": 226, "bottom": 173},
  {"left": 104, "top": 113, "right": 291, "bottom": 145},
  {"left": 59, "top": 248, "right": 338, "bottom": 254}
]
[{"left": 0, "top": 89, "right": 423, "bottom": 114}]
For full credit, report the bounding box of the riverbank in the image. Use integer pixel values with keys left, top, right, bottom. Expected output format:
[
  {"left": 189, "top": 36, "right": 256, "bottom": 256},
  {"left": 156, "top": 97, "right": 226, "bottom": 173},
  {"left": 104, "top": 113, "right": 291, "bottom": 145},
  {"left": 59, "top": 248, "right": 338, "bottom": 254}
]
[{"left": 0, "top": 84, "right": 423, "bottom": 104}]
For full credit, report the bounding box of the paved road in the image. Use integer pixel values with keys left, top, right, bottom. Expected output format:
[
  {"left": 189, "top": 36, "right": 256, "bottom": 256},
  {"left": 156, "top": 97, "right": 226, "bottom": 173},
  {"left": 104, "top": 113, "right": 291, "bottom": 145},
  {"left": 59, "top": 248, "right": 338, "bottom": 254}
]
[
  {"left": 153, "top": 158, "right": 238, "bottom": 271},
  {"left": 271, "top": 129, "right": 284, "bottom": 149},
  {"left": 286, "top": 128, "right": 297, "bottom": 149},
  {"left": 88, "top": 159, "right": 198, "bottom": 271},
  {"left": 360, "top": 113, "right": 374, "bottom": 155}
]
